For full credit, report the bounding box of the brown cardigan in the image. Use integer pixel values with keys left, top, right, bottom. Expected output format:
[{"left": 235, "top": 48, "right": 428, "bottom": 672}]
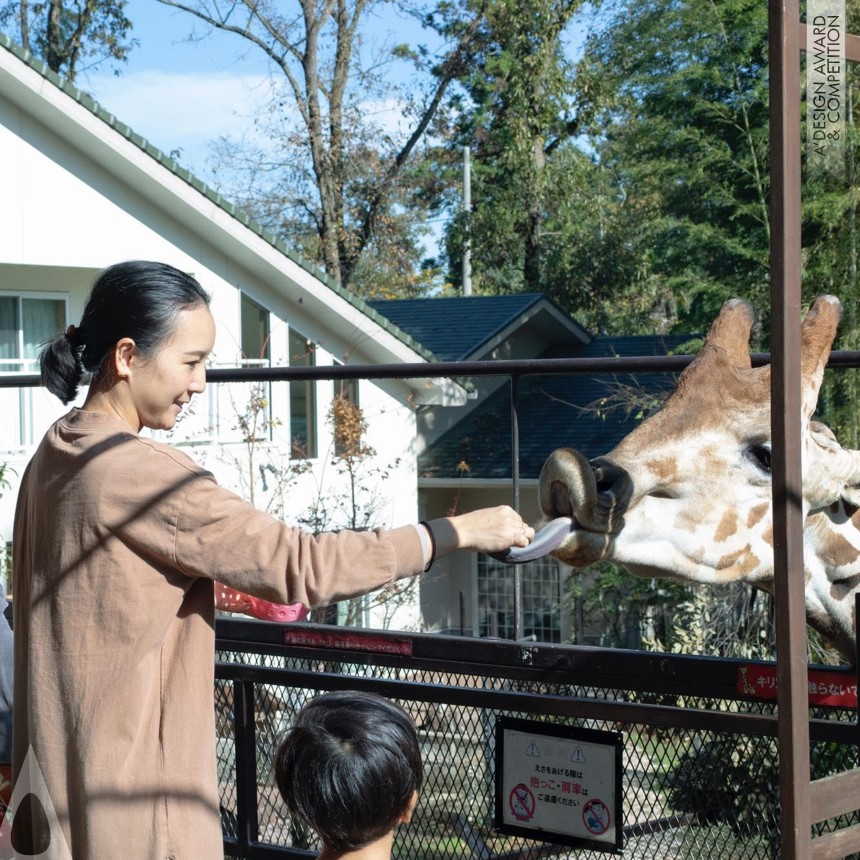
[{"left": 12, "top": 409, "right": 425, "bottom": 859}]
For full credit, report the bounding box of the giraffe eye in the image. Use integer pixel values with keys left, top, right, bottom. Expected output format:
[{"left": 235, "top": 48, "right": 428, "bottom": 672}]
[{"left": 746, "top": 444, "right": 772, "bottom": 474}]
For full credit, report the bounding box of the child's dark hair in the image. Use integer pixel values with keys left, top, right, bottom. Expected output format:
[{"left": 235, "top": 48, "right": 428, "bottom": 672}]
[
  {"left": 40, "top": 260, "right": 211, "bottom": 405},
  {"left": 275, "top": 690, "right": 422, "bottom": 852}
]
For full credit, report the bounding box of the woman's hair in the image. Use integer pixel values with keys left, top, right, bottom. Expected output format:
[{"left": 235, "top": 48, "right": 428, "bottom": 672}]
[
  {"left": 274, "top": 690, "right": 423, "bottom": 852},
  {"left": 40, "top": 260, "right": 211, "bottom": 405}
]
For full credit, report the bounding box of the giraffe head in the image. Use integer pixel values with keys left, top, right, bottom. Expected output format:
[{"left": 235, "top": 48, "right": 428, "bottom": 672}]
[{"left": 535, "top": 296, "right": 860, "bottom": 656}]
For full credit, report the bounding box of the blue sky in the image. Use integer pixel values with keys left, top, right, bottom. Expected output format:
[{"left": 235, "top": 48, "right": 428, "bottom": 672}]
[
  {"left": 81, "top": 0, "right": 444, "bottom": 184},
  {"left": 81, "top": 2, "right": 592, "bottom": 180},
  {"left": 78, "top": 1, "right": 592, "bottom": 262}
]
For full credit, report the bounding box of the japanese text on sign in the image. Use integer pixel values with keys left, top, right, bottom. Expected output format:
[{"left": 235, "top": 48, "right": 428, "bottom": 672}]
[
  {"left": 737, "top": 664, "right": 857, "bottom": 708},
  {"left": 494, "top": 717, "right": 622, "bottom": 852}
]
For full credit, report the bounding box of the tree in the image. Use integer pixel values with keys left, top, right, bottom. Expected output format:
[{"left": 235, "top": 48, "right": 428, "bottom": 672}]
[
  {"left": 575, "top": 0, "right": 773, "bottom": 335},
  {"left": 801, "top": 12, "right": 860, "bottom": 445},
  {"left": 580, "top": 0, "right": 860, "bottom": 447},
  {"left": 571, "top": 0, "right": 860, "bottom": 344},
  {"left": 0, "top": 0, "right": 134, "bottom": 80},
  {"left": 436, "top": 0, "right": 594, "bottom": 297},
  {"left": 157, "top": 0, "right": 489, "bottom": 295}
]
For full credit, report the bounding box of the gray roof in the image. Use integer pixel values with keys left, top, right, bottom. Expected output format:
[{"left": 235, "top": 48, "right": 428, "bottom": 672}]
[
  {"left": 368, "top": 293, "right": 587, "bottom": 361},
  {"left": 0, "top": 31, "right": 433, "bottom": 362},
  {"left": 419, "top": 333, "right": 694, "bottom": 480}
]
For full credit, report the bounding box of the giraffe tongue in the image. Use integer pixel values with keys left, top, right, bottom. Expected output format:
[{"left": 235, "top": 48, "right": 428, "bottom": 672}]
[{"left": 488, "top": 516, "right": 576, "bottom": 564}]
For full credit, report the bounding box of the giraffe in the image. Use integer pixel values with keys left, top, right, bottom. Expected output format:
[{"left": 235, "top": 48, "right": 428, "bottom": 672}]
[{"left": 508, "top": 295, "right": 860, "bottom": 660}]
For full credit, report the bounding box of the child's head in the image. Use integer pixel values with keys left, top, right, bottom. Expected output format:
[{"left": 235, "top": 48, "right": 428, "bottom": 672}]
[{"left": 275, "top": 690, "right": 422, "bottom": 853}]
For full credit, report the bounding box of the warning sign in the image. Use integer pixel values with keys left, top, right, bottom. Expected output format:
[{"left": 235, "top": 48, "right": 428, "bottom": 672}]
[
  {"left": 509, "top": 784, "right": 536, "bottom": 821},
  {"left": 494, "top": 717, "right": 623, "bottom": 853},
  {"left": 583, "top": 798, "right": 612, "bottom": 835}
]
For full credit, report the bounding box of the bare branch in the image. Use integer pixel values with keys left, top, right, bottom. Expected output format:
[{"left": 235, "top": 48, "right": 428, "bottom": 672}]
[{"left": 341, "top": 1, "right": 490, "bottom": 285}]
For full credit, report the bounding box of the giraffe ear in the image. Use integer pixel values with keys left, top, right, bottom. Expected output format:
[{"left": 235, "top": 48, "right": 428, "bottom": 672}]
[{"left": 677, "top": 298, "right": 766, "bottom": 397}]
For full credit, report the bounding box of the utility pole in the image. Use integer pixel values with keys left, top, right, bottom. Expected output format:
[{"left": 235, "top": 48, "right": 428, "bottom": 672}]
[{"left": 463, "top": 145, "right": 472, "bottom": 295}]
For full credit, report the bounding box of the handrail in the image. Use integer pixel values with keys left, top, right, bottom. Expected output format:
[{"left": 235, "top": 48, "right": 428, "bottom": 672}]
[{"left": 1, "top": 348, "right": 859, "bottom": 388}]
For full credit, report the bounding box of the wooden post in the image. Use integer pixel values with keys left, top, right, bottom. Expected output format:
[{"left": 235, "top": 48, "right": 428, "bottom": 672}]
[{"left": 769, "top": 1, "right": 812, "bottom": 857}]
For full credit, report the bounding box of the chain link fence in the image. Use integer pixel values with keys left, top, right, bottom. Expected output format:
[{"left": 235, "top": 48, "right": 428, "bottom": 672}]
[{"left": 214, "top": 620, "right": 860, "bottom": 860}]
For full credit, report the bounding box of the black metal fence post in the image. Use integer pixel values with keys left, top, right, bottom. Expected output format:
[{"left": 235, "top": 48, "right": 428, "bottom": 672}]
[
  {"left": 510, "top": 375, "right": 523, "bottom": 641},
  {"left": 233, "top": 679, "right": 259, "bottom": 855}
]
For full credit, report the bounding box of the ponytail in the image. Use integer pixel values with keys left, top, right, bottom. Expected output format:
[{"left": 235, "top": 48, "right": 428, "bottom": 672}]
[{"left": 40, "top": 327, "right": 84, "bottom": 406}]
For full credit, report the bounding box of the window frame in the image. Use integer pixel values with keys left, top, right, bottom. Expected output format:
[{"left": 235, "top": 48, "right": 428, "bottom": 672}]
[
  {"left": 289, "top": 327, "right": 317, "bottom": 459},
  {"left": 476, "top": 554, "right": 564, "bottom": 643},
  {"left": 0, "top": 290, "right": 70, "bottom": 373},
  {"left": 239, "top": 293, "right": 271, "bottom": 366}
]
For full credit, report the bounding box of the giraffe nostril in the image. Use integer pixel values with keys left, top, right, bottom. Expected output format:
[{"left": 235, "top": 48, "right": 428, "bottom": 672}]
[{"left": 592, "top": 459, "right": 624, "bottom": 495}]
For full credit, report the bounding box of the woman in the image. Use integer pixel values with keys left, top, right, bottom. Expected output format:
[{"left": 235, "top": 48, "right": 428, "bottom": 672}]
[{"left": 12, "top": 261, "right": 533, "bottom": 859}]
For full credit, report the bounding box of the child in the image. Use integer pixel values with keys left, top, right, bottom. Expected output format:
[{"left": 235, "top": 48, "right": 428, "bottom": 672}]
[{"left": 275, "top": 690, "right": 422, "bottom": 859}]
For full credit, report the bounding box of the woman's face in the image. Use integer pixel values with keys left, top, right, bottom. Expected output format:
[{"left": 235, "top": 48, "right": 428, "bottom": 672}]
[{"left": 126, "top": 304, "right": 216, "bottom": 432}]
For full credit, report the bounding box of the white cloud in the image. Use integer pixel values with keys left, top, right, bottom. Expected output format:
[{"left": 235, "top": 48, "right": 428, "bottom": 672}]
[{"left": 85, "top": 70, "right": 272, "bottom": 176}]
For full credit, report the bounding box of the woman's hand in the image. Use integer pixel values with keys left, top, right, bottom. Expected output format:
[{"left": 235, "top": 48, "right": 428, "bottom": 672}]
[{"left": 427, "top": 506, "right": 535, "bottom": 558}]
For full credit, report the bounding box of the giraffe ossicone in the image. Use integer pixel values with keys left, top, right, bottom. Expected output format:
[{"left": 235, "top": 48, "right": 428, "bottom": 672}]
[{"left": 534, "top": 294, "right": 860, "bottom": 660}]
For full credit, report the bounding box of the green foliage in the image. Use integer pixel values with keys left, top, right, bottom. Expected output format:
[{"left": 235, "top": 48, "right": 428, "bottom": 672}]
[
  {"left": 642, "top": 581, "right": 776, "bottom": 660},
  {"left": 436, "top": 0, "right": 594, "bottom": 298},
  {"left": 574, "top": 0, "right": 773, "bottom": 334},
  {"left": 665, "top": 733, "right": 859, "bottom": 851},
  {"left": 435, "top": 0, "right": 860, "bottom": 352},
  {"left": 666, "top": 734, "right": 780, "bottom": 850},
  {"left": 569, "top": 562, "right": 687, "bottom": 649},
  {"left": 0, "top": 0, "right": 135, "bottom": 80}
]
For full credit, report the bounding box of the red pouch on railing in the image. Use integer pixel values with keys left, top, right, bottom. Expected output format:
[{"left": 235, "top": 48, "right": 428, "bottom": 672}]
[{"left": 215, "top": 583, "right": 310, "bottom": 623}]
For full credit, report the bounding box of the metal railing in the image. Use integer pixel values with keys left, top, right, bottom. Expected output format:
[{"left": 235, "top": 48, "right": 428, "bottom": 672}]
[
  {"left": 215, "top": 618, "right": 860, "bottom": 859},
  {"left": 4, "top": 345, "right": 860, "bottom": 858}
]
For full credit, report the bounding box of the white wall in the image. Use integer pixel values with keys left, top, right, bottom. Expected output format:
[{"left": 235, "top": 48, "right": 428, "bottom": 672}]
[{"left": 0, "top": 59, "right": 428, "bottom": 629}]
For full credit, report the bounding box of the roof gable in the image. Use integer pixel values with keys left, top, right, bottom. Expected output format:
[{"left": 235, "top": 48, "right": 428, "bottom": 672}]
[
  {"left": 0, "top": 30, "right": 432, "bottom": 364},
  {"left": 418, "top": 333, "right": 694, "bottom": 480},
  {"left": 368, "top": 293, "right": 589, "bottom": 361}
]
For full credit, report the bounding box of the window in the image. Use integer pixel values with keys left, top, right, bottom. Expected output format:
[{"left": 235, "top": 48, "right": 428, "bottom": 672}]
[
  {"left": 235, "top": 294, "right": 274, "bottom": 443},
  {"left": 0, "top": 294, "right": 67, "bottom": 372},
  {"left": 477, "top": 555, "right": 563, "bottom": 642},
  {"left": 289, "top": 328, "right": 316, "bottom": 457},
  {"left": 240, "top": 294, "right": 270, "bottom": 365}
]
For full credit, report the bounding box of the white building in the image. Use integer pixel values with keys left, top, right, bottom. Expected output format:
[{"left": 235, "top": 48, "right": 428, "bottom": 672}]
[{"left": 0, "top": 32, "right": 466, "bottom": 630}]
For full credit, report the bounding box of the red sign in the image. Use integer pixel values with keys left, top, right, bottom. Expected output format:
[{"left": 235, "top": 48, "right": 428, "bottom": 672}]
[
  {"left": 737, "top": 664, "right": 857, "bottom": 708},
  {"left": 283, "top": 628, "right": 413, "bottom": 656}
]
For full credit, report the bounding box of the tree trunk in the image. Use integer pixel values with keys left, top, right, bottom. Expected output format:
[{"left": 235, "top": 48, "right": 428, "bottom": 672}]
[
  {"left": 46, "top": 0, "right": 63, "bottom": 72},
  {"left": 19, "top": 0, "right": 30, "bottom": 52},
  {"left": 523, "top": 134, "right": 545, "bottom": 288}
]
